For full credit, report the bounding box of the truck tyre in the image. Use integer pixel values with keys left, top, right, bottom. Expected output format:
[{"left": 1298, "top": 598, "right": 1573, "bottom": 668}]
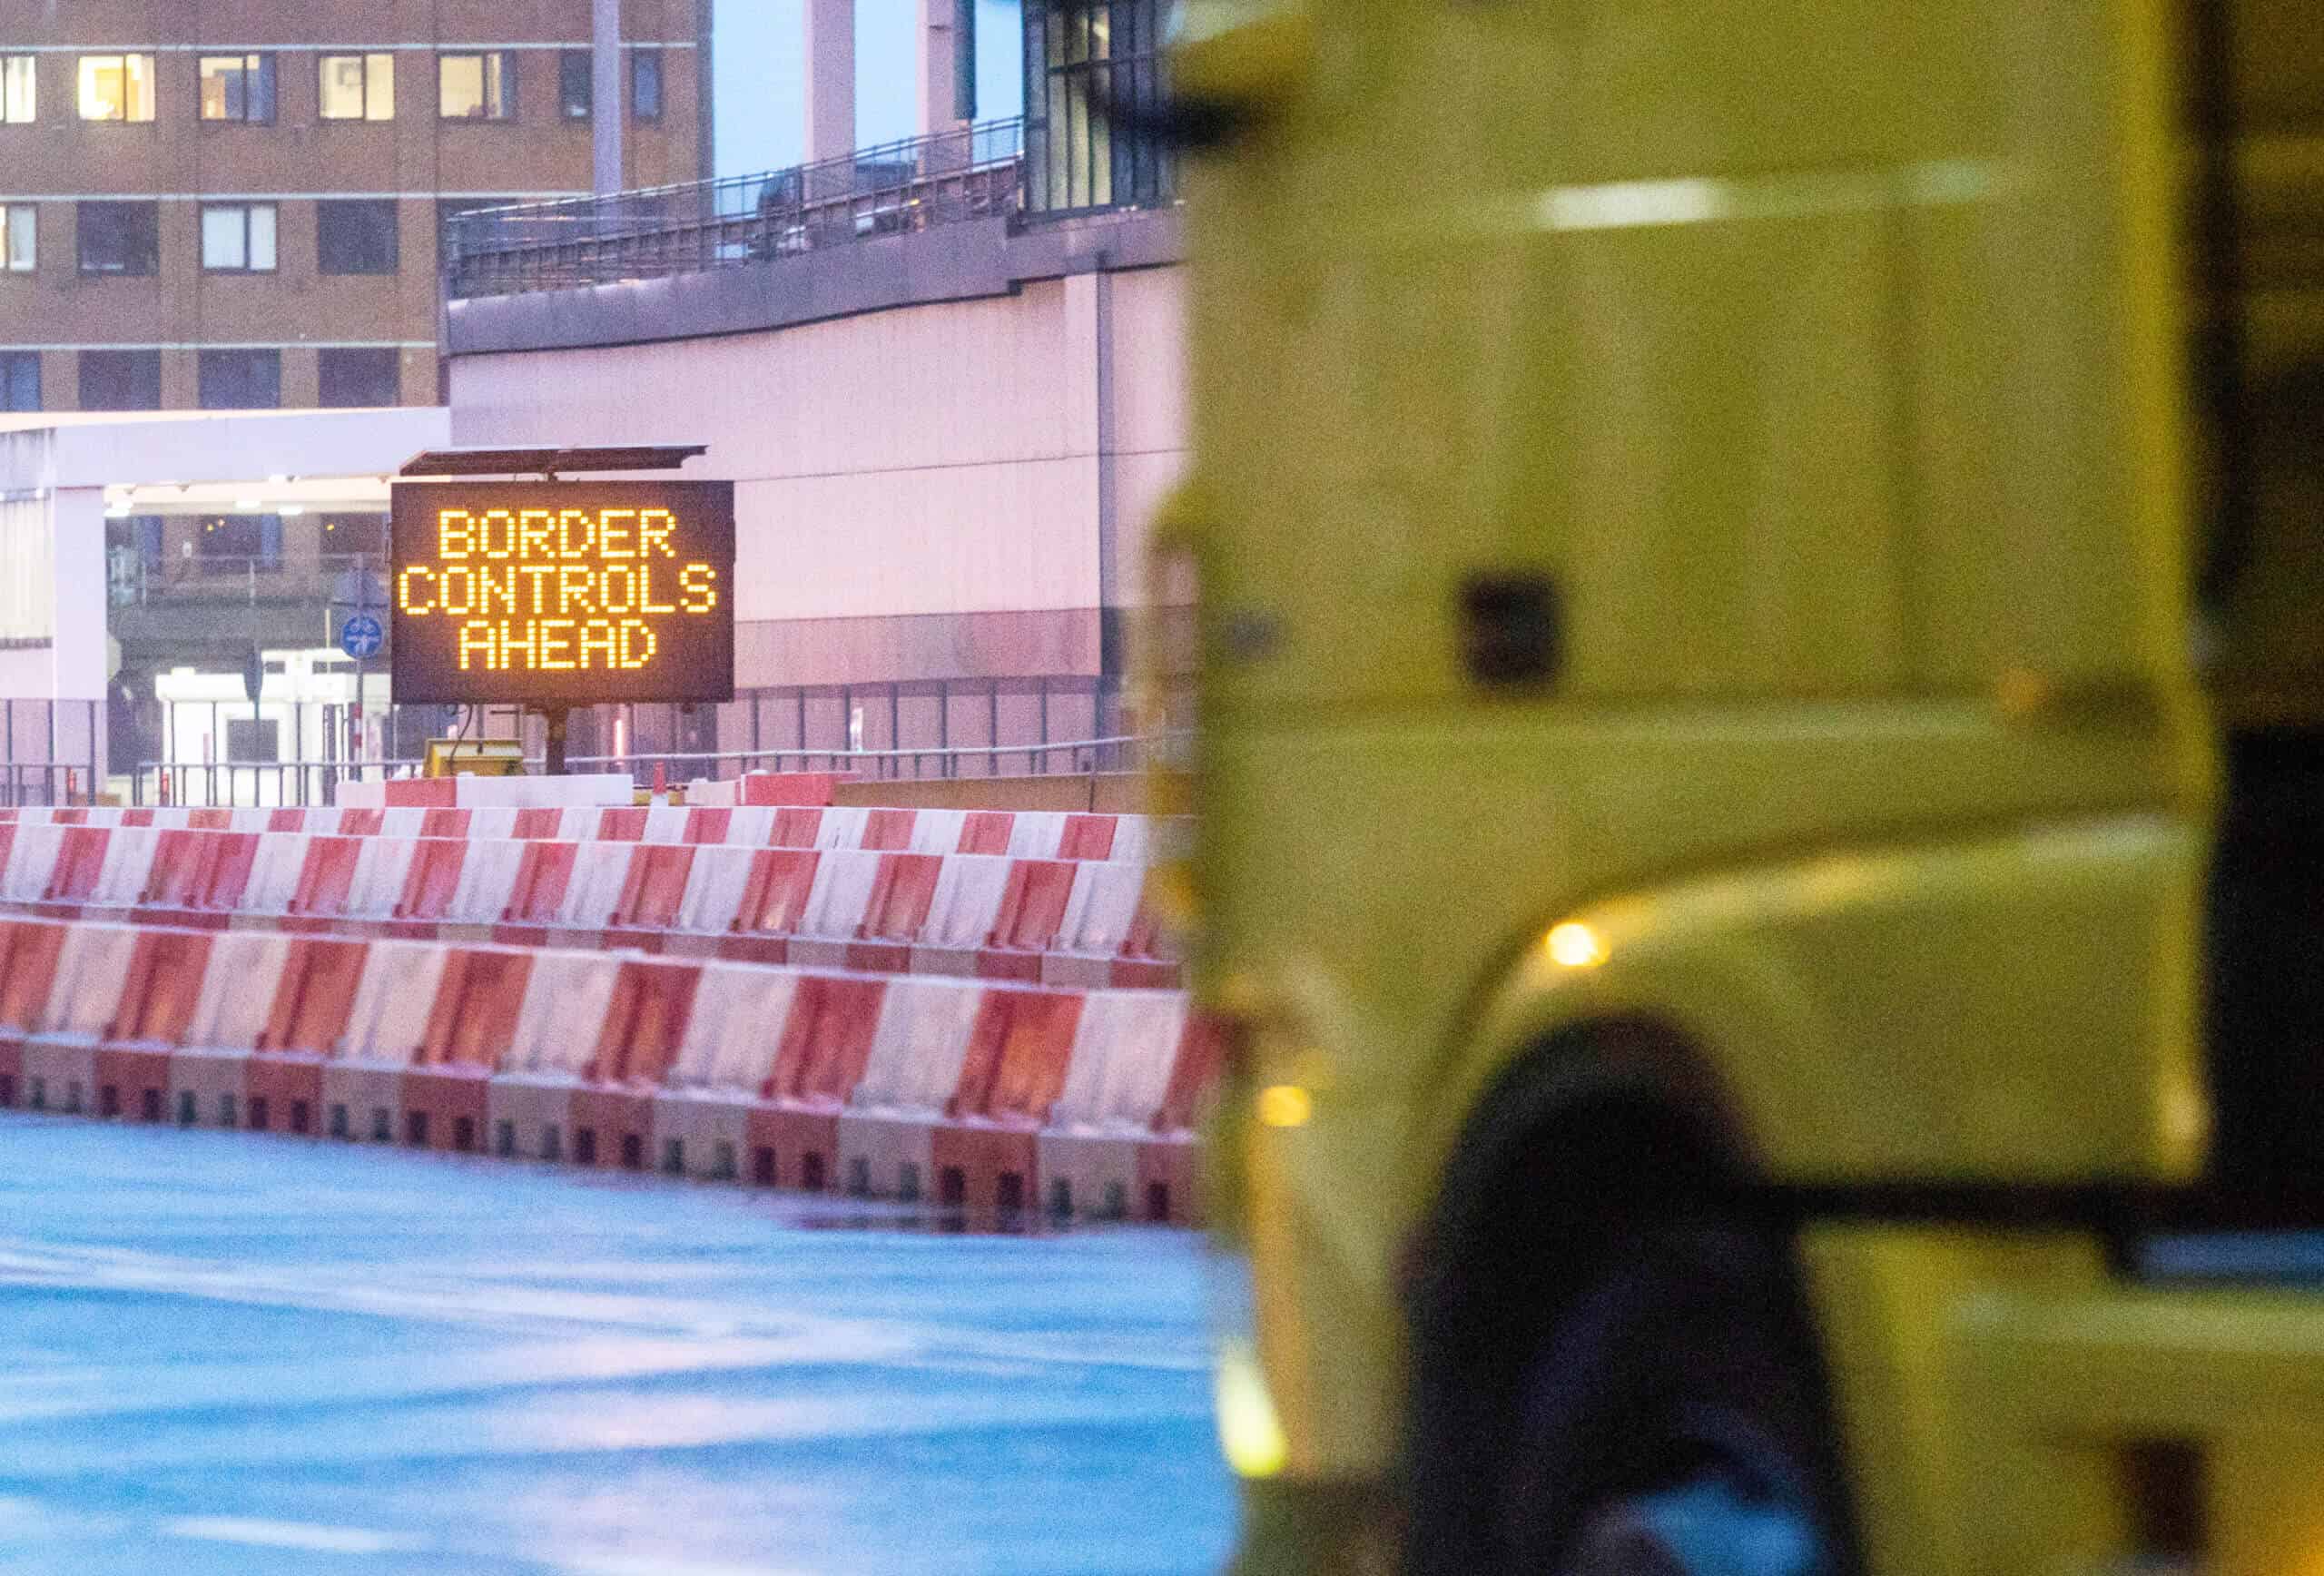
[{"left": 1502, "top": 1224, "right": 1856, "bottom": 1576}]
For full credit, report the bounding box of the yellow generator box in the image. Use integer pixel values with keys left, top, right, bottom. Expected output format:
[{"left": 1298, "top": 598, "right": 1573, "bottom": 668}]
[{"left": 422, "top": 738, "right": 527, "bottom": 778}]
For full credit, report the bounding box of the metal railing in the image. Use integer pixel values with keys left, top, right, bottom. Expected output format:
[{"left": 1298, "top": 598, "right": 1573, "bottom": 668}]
[
  {"left": 0, "top": 698, "right": 104, "bottom": 808},
  {"left": 447, "top": 118, "right": 1029, "bottom": 299},
  {"left": 130, "top": 757, "right": 416, "bottom": 810},
  {"left": 109, "top": 551, "right": 388, "bottom": 610},
  {"left": 568, "top": 733, "right": 1180, "bottom": 785},
  {"left": 128, "top": 734, "right": 1183, "bottom": 809}
]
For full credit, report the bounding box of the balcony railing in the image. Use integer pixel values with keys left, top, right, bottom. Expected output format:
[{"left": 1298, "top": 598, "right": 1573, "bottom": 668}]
[{"left": 446, "top": 118, "right": 1029, "bottom": 300}]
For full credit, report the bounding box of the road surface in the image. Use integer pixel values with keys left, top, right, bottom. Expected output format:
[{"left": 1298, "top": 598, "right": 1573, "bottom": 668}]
[{"left": 0, "top": 1113, "right": 1235, "bottom": 1575}]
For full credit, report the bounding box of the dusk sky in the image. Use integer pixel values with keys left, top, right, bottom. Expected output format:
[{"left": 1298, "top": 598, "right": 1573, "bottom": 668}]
[{"left": 713, "top": 0, "right": 1026, "bottom": 175}]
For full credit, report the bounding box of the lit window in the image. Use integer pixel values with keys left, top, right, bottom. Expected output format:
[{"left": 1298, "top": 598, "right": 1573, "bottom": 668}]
[
  {"left": 1, "top": 204, "right": 33, "bottom": 273},
  {"left": 631, "top": 50, "right": 662, "bottom": 123},
  {"left": 200, "top": 54, "right": 276, "bottom": 123},
  {"left": 77, "top": 54, "right": 155, "bottom": 123},
  {"left": 439, "top": 51, "right": 516, "bottom": 120},
  {"left": 0, "top": 55, "right": 34, "bottom": 123},
  {"left": 201, "top": 202, "right": 277, "bottom": 272},
  {"left": 320, "top": 53, "right": 395, "bottom": 121}
]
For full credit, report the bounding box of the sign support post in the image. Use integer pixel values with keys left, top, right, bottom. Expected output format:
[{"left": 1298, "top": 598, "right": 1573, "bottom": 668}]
[{"left": 544, "top": 705, "right": 569, "bottom": 776}]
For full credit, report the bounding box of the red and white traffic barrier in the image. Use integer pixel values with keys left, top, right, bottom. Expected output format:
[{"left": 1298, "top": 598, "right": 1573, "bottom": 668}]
[
  {"left": 5, "top": 803, "right": 1173, "bottom": 862},
  {"left": 1, "top": 827, "right": 1183, "bottom": 988},
  {"left": 0, "top": 915, "right": 1216, "bottom": 1219}
]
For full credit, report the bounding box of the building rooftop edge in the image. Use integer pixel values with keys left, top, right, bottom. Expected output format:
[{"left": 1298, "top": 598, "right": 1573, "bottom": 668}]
[{"left": 443, "top": 207, "right": 1184, "bottom": 360}]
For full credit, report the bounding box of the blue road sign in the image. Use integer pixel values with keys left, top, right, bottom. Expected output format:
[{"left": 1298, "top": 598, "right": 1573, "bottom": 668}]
[{"left": 340, "top": 613, "right": 384, "bottom": 660}]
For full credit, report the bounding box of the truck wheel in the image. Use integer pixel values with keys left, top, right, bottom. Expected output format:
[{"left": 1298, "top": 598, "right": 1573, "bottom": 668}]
[{"left": 1503, "top": 1224, "right": 1855, "bottom": 1576}]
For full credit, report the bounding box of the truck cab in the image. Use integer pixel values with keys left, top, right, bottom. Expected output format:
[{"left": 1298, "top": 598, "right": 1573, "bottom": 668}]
[{"left": 1168, "top": 2, "right": 2324, "bottom": 1571}]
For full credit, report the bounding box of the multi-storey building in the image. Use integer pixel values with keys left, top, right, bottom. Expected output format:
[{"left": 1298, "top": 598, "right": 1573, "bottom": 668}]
[{"left": 0, "top": 1, "right": 708, "bottom": 416}]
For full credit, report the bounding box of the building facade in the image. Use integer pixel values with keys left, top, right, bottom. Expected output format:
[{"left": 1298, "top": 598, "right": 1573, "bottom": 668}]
[
  {"left": 437, "top": 0, "right": 1187, "bottom": 773},
  {"left": 0, "top": 0, "right": 708, "bottom": 417}
]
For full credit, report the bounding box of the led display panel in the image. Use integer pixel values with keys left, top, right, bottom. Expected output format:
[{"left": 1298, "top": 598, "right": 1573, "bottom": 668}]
[{"left": 390, "top": 480, "right": 736, "bottom": 704}]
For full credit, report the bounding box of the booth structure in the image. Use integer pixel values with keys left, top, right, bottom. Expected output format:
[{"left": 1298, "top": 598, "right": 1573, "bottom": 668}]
[{"left": 0, "top": 407, "right": 451, "bottom": 800}]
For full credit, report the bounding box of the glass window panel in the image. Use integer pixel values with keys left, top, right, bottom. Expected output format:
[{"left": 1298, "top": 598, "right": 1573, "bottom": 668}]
[
  {"left": 3, "top": 205, "right": 33, "bottom": 272},
  {"left": 1046, "top": 71, "right": 1069, "bottom": 210},
  {"left": 319, "top": 348, "right": 399, "bottom": 409},
  {"left": 248, "top": 54, "right": 276, "bottom": 123},
  {"left": 317, "top": 200, "right": 399, "bottom": 274},
  {"left": 1, "top": 353, "right": 37, "bottom": 413},
  {"left": 83, "top": 54, "right": 157, "bottom": 122},
  {"left": 3, "top": 55, "right": 36, "bottom": 123},
  {"left": 440, "top": 54, "right": 486, "bottom": 118},
  {"left": 77, "top": 202, "right": 159, "bottom": 275},
  {"left": 632, "top": 50, "right": 663, "bottom": 122},
  {"left": 78, "top": 56, "right": 124, "bottom": 120},
  {"left": 366, "top": 54, "right": 394, "bottom": 119},
  {"left": 125, "top": 54, "right": 153, "bottom": 121},
  {"left": 199, "top": 350, "right": 281, "bottom": 410},
  {"left": 322, "top": 54, "right": 392, "bottom": 121},
  {"left": 560, "top": 50, "right": 592, "bottom": 119},
  {"left": 248, "top": 204, "right": 275, "bottom": 271},
  {"left": 487, "top": 52, "right": 512, "bottom": 117},
  {"left": 320, "top": 54, "right": 366, "bottom": 119},
  {"left": 200, "top": 57, "right": 239, "bottom": 120},
  {"left": 79, "top": 350, "right": 161, "bottom": 411},
  {"left": 201, "top": 205, "right": 248, "bottom": 270}
]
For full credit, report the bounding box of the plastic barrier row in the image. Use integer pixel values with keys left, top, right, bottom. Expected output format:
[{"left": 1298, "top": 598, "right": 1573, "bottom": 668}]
[
  {"left": 340, "top": 770, "right": 844, "bottom": 810},
  {"left": 0, "top": 825, "right": 1180, "bottom": 989},
  {"left": 0, "top": 917, "right": 1216, "bottom": 1223},
  {"left": 1, "top": 804, "right": 1161, "bottom": 861}
]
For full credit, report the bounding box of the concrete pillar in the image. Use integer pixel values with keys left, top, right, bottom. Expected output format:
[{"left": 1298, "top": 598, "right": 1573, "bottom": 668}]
[
  {"left": 917, "top": 0, "right": 971, "bottom": 136},
  {"left": 593, "top": 0, "right": 625, "bottom": 193},
  {"left": 804, "top": 0, "right": 856, "bottom": 167},
  {"left": 52, "top": 488, "right": 109, "bottom": 704}
]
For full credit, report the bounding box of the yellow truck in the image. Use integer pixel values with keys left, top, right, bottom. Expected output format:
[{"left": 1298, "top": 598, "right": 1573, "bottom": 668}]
[{"left": 1164, "top": 2, "right": 2324, "bottom": 1571}]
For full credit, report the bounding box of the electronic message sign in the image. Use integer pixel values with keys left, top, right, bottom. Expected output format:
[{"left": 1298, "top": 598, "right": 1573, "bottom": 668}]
[{"left": 389, "top": 480, "right": 736, "bottom": 705}]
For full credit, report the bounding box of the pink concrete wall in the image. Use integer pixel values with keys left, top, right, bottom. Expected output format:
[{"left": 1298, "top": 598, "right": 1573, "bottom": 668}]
[{"left": 447, "top": 264, "right": 1191, "bottom": 694}]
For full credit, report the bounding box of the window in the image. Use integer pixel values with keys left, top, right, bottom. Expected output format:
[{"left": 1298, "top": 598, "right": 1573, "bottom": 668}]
[
  {"left": 319, "top": 513, "right": 389, "bottom": 554},
  {"left": 2, "top": 204, "right": 32, "bottom": 272},
  {"left": 317, "top": 200, "right": 399, "bottom": 274},
  {"left": 631, "top": 49, "right": 663, "bottom": 123},
  {"left": 198, "top": 351, "right": 281, "bottom": 409},
  {"left": 319, "top": 53, "right": 394, "bottom": 121},
  {"left": 318, "top": 348, "right": 399, "bottom": 408},
  {"left": 200, "top": 203, "right": 276, "bottom": 272},
  {"left": 439, "top": 51, "right": 515, "bottom": 120},
  {"left": 78, "top": 350, "right": 161, "bottom": 411},
  {"left": 1023, "top": 0, "right": 1173, "bottom": 214},
  {"left": 559, "top": 50, "right": 592, "bottom": 119},
  {"left": 77, "top": 202, "right": 159, "bottom": 276},
  {"left": 197, "top": 514, "right": 282, "bottom": 571},
  {"left": 1, "top": 352, "right": 36, "bottom": 413},
  {"left": 77, "top": 54, "right": 155, "bottom": 122},
  {"left": 199, "top": 54, "right": 276, "bottom": 123},
  {"left": 1, "top": 54, "right": 34, "bottom": 123},
  {"left": 225, "top": 717, "right": 280, "bottom": 761}
]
